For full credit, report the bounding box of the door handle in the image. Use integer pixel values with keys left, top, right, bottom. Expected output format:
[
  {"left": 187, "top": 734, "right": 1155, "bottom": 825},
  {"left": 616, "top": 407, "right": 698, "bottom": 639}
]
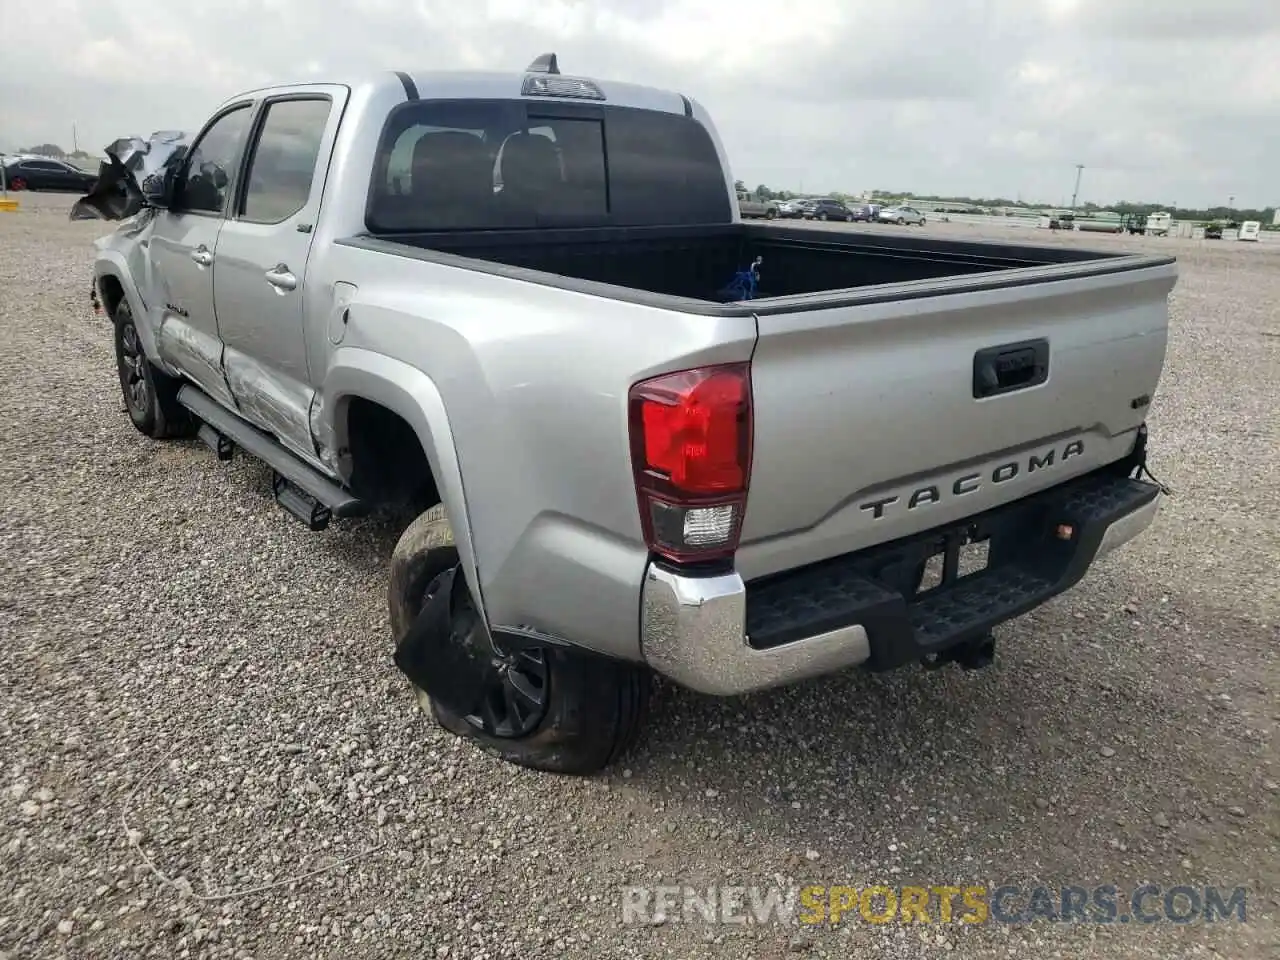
[
  {"left": 265, "top": 263, "right": 297, "bottom": 292},
  {"left": 190, "top": 246, "right": 213, "bottom": 267},
  {"left": 972, "top": 338, "right": 1050, "bottom": 399}
]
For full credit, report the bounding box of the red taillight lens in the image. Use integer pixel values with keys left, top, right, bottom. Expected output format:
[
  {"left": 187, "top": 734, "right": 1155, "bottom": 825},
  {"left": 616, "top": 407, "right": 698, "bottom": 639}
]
[{"left": 628, "top": 363, "right": 753, "bottom": 564}]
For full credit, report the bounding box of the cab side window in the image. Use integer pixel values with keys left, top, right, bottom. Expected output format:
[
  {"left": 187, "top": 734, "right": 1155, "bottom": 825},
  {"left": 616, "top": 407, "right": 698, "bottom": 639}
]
[
  {"left": 240, "top": 98, "right": 333, "bottom": 224},
  {"left": 179, "top": 105, "right": 253, "bottom": 215}
]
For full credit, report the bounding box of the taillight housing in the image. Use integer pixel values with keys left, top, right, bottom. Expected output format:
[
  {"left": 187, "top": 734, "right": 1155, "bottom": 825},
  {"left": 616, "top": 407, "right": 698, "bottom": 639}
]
[{"left": 628, "top": 362, "right": 753, "bottom": 564}]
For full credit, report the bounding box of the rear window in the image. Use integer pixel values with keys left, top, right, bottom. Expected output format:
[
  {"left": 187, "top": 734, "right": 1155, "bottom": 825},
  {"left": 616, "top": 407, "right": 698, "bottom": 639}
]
[{"left": 366, "top": 99, "right": 732, "bottom": 232}]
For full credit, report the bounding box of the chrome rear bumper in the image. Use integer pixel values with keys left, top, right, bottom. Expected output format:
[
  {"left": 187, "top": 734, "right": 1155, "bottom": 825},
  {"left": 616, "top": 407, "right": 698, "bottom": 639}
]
[
  {"left": 639, "top": 471, "right": 1162, "bottom": 697},
  {"left": 639, "top": 565, "right": 870, "bottom": 696}
]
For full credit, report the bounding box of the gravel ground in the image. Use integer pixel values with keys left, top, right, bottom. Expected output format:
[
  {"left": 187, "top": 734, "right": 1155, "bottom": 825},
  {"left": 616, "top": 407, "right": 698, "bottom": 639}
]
[{"left": 1, "top": 192, "right": 1276, "bottom": 960}]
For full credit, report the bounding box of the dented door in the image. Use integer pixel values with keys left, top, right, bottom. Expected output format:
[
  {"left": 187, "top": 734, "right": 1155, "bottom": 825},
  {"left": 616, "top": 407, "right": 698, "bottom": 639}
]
[
  {"left": 148, "top": 213, "right": 231, "bottom": 405},
  {"left": 212, "top": 89, "right": 345, "bottom": 466},
  {"left": 148, "top": 103, "right": 255, "bottom": 408}
]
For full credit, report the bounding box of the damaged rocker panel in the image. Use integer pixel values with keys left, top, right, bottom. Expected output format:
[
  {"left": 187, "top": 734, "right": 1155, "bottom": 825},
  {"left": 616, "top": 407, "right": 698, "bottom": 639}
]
[
  {"left": 223, "top": 348, "right": 324, "bottom": 470},
  {"left": 156, "top": 316, "right": 236, "bottom": 409}
]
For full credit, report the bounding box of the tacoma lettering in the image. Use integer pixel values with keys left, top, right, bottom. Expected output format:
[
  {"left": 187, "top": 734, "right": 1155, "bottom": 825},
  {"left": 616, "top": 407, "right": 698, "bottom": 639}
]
[
  {"left": 909, "top": 487, "right": 940, "bottom": 509},
  {"left": 859, "top": 495, "right": 899, "bottom": 520},
  {"left": 860, "top": 441, "right": 1086, "bottom": 520}
]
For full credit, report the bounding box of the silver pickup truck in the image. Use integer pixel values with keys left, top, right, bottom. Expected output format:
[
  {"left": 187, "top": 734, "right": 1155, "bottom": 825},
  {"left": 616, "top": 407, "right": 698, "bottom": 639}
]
[{"left": 76, "top": 55, "right": 1176, "bottom": 775}]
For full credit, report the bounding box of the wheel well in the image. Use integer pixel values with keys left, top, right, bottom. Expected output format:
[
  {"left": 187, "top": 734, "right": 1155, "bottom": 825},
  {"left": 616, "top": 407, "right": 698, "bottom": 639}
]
[
  {"left": 98, "top": 275, "right": 126, "bottom": 317},
  {"left": 345, "top": 398, "right": 439, "bottom": 511}
]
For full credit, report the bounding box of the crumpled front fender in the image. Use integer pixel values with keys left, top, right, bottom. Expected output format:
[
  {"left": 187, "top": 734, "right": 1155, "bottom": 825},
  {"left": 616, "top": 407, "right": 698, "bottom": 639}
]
[{"left": 69, "top": 131, "right": 189, "bottom": 222}]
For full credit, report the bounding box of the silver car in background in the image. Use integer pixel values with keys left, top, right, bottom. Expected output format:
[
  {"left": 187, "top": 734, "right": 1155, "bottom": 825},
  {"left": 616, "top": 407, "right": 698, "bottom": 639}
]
[{"left": 879, "top": 205, "right": 927, "bottom": 226}]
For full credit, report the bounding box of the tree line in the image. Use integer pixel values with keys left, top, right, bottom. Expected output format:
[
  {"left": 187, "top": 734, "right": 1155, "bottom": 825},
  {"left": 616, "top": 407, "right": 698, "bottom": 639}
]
[{"left": 12, "top": 143, "right": 100, "bottom": 163}]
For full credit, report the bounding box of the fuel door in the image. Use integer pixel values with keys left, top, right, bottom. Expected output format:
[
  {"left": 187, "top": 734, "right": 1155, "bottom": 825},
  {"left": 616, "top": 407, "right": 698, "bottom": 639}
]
[{"left": 328, "top": 281, "right": 358, "bottom": 345}]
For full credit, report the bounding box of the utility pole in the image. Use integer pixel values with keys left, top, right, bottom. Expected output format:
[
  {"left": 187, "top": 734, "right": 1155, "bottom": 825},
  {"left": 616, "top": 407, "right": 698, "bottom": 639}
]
[
  {"left": 72, "top": 124, "right": 78, "bottom": 154},
  {"left": 1070, "top": 164, "right": 1084, "bottom": 210}
]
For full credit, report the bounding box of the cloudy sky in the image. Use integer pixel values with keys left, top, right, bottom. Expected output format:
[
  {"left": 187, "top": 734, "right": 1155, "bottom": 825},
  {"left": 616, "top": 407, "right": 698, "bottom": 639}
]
[{"left": 2, "top": 0, "right": 1276, "bottom": 208}]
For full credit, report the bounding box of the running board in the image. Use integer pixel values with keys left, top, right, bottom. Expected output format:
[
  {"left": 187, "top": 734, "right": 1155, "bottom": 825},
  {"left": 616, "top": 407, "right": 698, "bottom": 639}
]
[
  {"left": 197, "top": 423, "right": 234, "bottom": 461},
  {"left": 273, "top": 473, "right": 333, "bottom": 532},
  {"left": 177, "top": 384, "right": 367, "bottom": 523}
]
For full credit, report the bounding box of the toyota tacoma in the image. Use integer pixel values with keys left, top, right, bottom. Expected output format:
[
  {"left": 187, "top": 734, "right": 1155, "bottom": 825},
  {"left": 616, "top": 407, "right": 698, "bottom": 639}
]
[{"left": 75, "top": 54, "right": 1177, "bottom": 774}]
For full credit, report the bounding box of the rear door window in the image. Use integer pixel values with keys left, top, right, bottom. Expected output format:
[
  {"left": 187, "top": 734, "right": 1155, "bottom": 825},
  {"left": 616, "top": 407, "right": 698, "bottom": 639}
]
[
  {"left": 367, "top": 99, "right": 730, "bottom": 232},
  {"left": 239, "top": 97, "right": 333, "bottom": 223}
]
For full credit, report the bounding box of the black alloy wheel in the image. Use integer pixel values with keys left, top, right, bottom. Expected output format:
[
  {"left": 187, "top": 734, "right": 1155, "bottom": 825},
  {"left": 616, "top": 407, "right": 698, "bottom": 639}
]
[
  {"left": 412, "top": 561, "right": 551, "bottom": 740},
  {"left": 116, "top": 318, "right": 151, "bottom": 419}
]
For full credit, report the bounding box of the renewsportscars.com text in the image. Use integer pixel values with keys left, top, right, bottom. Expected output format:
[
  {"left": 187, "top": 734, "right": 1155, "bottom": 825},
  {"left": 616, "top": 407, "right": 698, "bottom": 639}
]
[{"left": 620, "top": 884, "right": 1249, "bottom": 926}]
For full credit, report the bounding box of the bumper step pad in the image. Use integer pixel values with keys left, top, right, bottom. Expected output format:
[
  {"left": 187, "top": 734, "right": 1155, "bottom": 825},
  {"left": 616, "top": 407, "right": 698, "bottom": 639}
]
[{"left": 744, "top": 467, "right": 1160, "bottom": 670}]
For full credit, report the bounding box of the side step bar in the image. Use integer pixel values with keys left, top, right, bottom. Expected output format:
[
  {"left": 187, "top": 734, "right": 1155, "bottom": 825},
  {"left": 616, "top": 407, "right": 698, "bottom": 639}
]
[
  {"left": 273, "top": 474, "right": 333, "bottom": 532},
  {"left": 178, "top": 384, "right": 368, "bottom": 528},
  {"left": 197, "top": 423, "right": 234, "bottom": 461}
]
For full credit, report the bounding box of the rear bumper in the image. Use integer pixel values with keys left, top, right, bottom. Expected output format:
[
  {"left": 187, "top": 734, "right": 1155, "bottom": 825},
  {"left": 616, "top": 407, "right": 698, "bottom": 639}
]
[
  {"left": 641, "top": 565, "right": 872, "bottom": 697},
  {"left": 640, "top": 465, "right": 1162, "bottom": 696}
]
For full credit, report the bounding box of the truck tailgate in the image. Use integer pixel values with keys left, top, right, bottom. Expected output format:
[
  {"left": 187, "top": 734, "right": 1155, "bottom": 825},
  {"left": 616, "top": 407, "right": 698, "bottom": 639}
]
[{"left": 736, "top": 257, "right": 1177, "bottom": 581}]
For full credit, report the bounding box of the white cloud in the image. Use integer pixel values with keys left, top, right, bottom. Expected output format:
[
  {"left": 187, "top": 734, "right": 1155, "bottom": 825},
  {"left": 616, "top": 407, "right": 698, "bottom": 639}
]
[{"left": 0, "top": 0, "right": 1275, "bottom": 207}]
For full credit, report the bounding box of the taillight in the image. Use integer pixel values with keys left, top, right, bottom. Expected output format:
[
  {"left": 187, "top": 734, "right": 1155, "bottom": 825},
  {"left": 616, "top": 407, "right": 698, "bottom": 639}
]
[{"left": 628, "top": 362, "right": 753, "bottom": 564}]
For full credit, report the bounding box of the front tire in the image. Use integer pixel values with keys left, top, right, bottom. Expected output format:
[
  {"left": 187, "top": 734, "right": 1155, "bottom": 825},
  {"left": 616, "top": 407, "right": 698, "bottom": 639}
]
[
  {"left": 388, "top": 503, "right": 650, "bottom": 775},
  {"left": 112, "top": 298, "right": 194, "bottom": 439}
]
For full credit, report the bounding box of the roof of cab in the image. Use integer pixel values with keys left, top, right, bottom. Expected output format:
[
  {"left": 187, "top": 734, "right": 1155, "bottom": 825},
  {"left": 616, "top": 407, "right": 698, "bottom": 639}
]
[{"left": 228, "top": 66, "right": 692, "bottom": 117}]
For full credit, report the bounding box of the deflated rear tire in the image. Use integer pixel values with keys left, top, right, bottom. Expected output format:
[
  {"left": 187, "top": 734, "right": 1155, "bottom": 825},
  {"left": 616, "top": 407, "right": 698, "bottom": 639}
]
[
  {"left": 112, "top": 298, "right": 194, "bottom": 440},
  {"left": 388, "top": 503, "right": 651, "bottom": 775}
]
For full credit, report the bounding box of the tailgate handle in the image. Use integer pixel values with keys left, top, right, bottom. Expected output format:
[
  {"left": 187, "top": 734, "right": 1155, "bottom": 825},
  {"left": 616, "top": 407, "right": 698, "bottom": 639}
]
[{"left": 973, "top": 338, "right": 1049, "bottom": 399}]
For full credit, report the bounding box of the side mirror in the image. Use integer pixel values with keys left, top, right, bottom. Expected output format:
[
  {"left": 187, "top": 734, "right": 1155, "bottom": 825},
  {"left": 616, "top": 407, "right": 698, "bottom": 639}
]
[
  {"left": 140, "top": 145, "right": 190, "bottom": 210},
  {"left": 140, "top": 171, "right": 171, "bottom": 209}
]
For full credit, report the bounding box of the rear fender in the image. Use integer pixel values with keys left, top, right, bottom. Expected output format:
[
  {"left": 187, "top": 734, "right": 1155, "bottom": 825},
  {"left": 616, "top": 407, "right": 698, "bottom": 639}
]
[{"left": 319, "top": 348, "right": 487, "bottom": 625}]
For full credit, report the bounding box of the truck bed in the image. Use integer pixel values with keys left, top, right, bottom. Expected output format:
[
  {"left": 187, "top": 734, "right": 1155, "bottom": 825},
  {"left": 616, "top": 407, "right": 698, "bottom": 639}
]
[
  {"left": 347, "top": 223, "right": 1158, "bottom": 315},
  {"left": 342, "top": 219, "right": 1176, "bottom": 587}
]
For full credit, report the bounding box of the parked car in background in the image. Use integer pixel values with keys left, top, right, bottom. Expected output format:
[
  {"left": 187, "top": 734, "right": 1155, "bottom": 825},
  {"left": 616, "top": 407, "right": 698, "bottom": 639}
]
[
  {"left": 1203, "top": 222, "right": 1224, "bottom": 240},
  {"left": 851, "top": 203, "right": 880, "bottom": 222},
  {"left": 1, "top": 156, "right": 98, "bottom": 192},
  {"left": 879, "top": 205, "right": 926, "bottom": 226},
  {"left": 803, "top": 197, "right": 854, "bottom": 221},
  {"left": 736, "top": 190, "right": 779, "bottom": 219},
  {"left": 777, "top": 199, "right": 812, "bottom": 219}
]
